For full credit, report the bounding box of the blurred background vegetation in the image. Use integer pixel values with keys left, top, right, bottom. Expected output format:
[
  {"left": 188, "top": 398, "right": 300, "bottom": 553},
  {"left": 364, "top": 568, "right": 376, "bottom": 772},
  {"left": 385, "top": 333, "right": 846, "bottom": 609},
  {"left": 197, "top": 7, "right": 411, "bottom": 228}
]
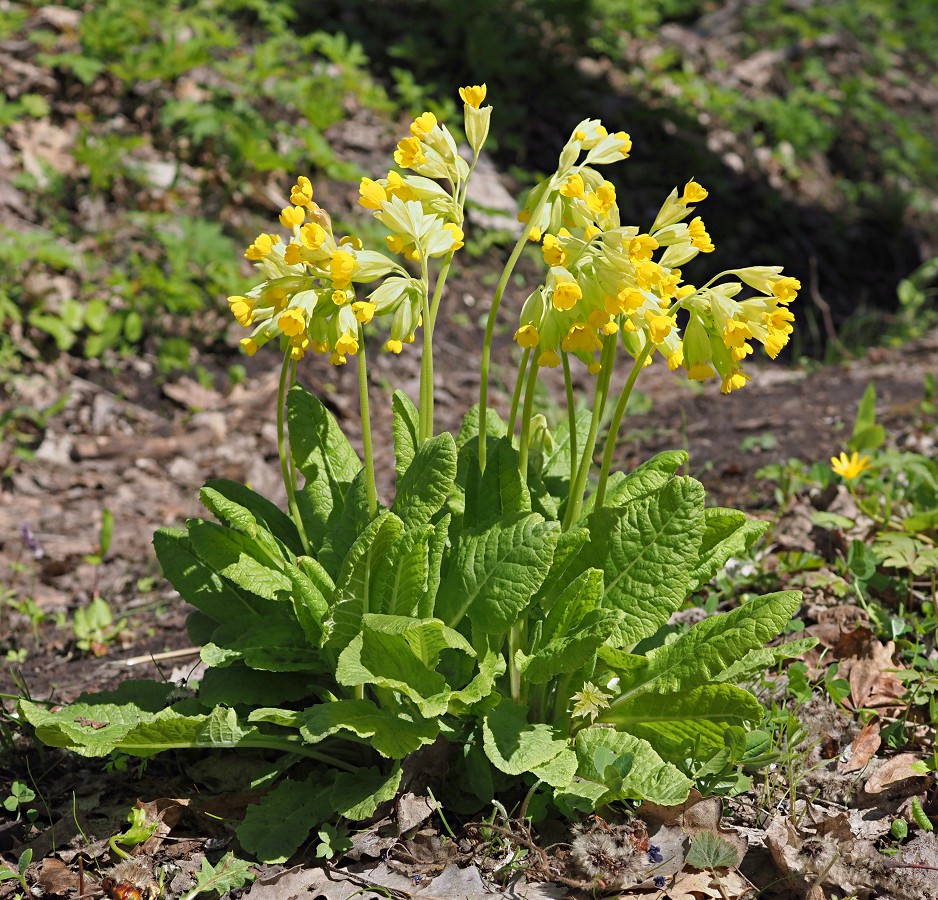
[{"left": 1, "top": 0, "right": 936, "bottom": 375}]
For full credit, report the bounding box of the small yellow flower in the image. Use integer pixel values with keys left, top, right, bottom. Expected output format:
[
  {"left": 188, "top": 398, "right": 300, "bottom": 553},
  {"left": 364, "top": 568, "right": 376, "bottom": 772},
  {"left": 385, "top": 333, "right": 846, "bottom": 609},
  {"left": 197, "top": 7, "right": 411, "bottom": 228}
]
[
  {"left": 386, "top": 339, "right": 403, "bottom": 354},
  {"left": 542, "top": 234, "right": 567, "bottom": 267},
  {"left": 359, "top": 178, "right": 388, "bottom": 210},
  {"left": 688, "top": 216, "right": 715, "bottom": 252},
  {"left": 239, "top": 337, "right": 259, "bottom": 356},
  {"left": 613, "top": 131, "right": 632, "bottom": 158},
  {"left": 335, "top": 330, "right": 359, "bottom": 356},
  {"left": 300, "top": 223, "right": 326, "bottom": 250},
  {"left": 514, "top": 324, "right": 540, "bottom": 349},
  {"left": 385, "top": 170, "right": 417, "bottom": 201},
  {"left": 444, "top": 223, "right": 464, "bottom": 251},
  {"left": 687, "top": 362, "right": 714, "bottom": 381},
  {"left": 278, "top": 307, "right": 306, "bottom": 337},
  {"left": 410, "top": 111, "right": 437, "bottom": 137},
  {"left": 681, "top": 179, "right": 708, "bottom": 204},
  {"left": 560, "top": 173, "right": 585, "bottom": 199},
  {"left": 459, "top": 83, "right": 487, "bottom": 109},
  {"left": 645, "top": 311, "right": 675, "bottom": 344},
  {"left": 538, "top": 349, "right": 561, "bottom": 368},
  {"left": 552, "top": 279, "right": 582, "bottom": 311},
  {"left": 283, "top": 243, "right": 304, "bottom": 266},
  {"left": 772, "top": 276, "right": 801, "bottom": 304},
  {"left": 245, "top": 233, "right": 277, "bottom": 261},
  {"left": 279, "top": 206, "right": 305, "bottom": 228},
  {"left": 830, "top": 450, "right": 872, "bottom": 480},
  {"left": 290, "top": 175, "right": 314, "bottom": 207},
  {"left": 352, "top": 301, "right": 376, "bottom": 324},
  {"left": 227, "top": 295, "right": 254, "bottom": 326},
  {"left": 394, "top": 136, "right": 426, "bottom": 169},
  {"left": 720, "top": 370, "right": 750, "bottom": 394},
  {"left": 330, "top": 249, "right": 357, "bottom": 289},
  {"left": 628, "top": 233, "right": 659, "bottom": 263}
]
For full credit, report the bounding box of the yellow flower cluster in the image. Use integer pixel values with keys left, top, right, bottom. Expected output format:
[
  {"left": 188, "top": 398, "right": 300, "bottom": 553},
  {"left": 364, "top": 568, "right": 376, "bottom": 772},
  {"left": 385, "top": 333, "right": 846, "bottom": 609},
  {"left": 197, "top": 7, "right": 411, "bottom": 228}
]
[
  {"left": 226, "top": 87, "right": 488, "bottom": 365},
  {"left": 513, "top": 125, "right": 799, "bottom": 392}
]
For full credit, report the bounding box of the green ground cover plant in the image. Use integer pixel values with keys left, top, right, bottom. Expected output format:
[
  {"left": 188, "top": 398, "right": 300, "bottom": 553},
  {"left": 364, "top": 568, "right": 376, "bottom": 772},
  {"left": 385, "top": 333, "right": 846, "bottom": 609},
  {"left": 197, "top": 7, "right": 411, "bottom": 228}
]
[{"left": 18, "top": 87, "right": 815, "bottom": 864}]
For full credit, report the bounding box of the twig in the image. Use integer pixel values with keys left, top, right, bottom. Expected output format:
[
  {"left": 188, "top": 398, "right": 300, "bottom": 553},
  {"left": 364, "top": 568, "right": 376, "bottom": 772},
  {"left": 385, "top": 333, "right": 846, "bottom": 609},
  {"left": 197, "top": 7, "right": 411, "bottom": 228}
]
[
  {"left": 809, "top": 256, "right": 852, "bottom": 359},
  {"left": 119, "top": 647, "right": 201, "bottom": 667}
]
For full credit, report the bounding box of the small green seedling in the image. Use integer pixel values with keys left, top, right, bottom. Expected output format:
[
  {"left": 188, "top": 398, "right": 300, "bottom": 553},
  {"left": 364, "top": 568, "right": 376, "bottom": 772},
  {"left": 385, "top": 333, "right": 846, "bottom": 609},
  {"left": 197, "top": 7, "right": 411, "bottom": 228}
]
[
  {"left": 3, "top": 781, "right": 37, "bottom": 824},
  {"left": 0, "top": 848, "right": 32, "bottom": 894}
]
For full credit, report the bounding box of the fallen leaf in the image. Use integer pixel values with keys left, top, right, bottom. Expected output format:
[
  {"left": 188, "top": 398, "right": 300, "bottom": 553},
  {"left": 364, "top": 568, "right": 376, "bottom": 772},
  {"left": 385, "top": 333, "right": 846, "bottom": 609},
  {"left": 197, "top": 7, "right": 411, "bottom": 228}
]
[
  {"left": 865, "top": 754, "right": 928, "bottom": 795},
  {"left": 841, "top": 718, "right": 881, "bottom": 772}
]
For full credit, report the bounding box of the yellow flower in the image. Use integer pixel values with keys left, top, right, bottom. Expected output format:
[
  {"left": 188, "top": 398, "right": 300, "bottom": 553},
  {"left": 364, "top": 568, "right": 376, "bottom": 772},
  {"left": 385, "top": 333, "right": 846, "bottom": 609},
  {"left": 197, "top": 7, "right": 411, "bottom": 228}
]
[
  {"left": 335, "top": 330, "right": 359, "bottom": 356},
  {"left": 300, "top": 223, "right": 326, "bottom": 250},
  {"left": 538, "top": 349, "right": 561, "bottom": 368},
  {"left": 290, "top": 175, "right": 314, "bottom": 207},
  {"left": 688, "top": 216, "right": 715, "bottom": 252},
  {"left": 687, "top": 362, "right": 714, "bottom": 380},
  {"left": 722, "top": 319, "right": 752, "bottom": 349},
  {"left": 681, "top": 180, "right": 708, "bottom": 204},
  {"left": 332, "top": 290, "right": 350, "bottom": 306},
  {"left": 613, "top": 131, "right": 632, "bottom": 158},
  {"left": 628, "top": 233, "right": 659, "bottom": 263},
  {"left": 459, "top": 83, "right": 487, "bottom": 109},
  {"left": 830, "top": 451, "right": 872, "bottom": 480},
  {"left": 227, "top": 295, "right": 254, "bottom": 326},
  {"left": 245, "top": 233, "right": 278, "bottom": 261},
  {"left": 239, "top": 337, "right": 259, "bottom": 356},
  {"left": 720, "top": 370, "right": 750, "bottom": 394},
  {"left": 283, "top": 243, "right": 303, "bottom": 266},
  {"left": 279, "top": 206, "right": 305, "bottom": 228},
  {"left": 444, "top": 223, "right": 464, "bottom": 251},
  {"left": 410, "top": 111, "right": 437, "bottom": 137},
  {"left": 386, "top": 339, "right": 403, "bottom": 354},
  {"left": 542, "top": 234, "right": 567, "bottom": 267},
  {"left": 562, "top": 323, "right": 602, "bottom": 353},
  {"left": 514, "top": 324, "right": 540, "bottom": 349},
  {"left": 330, "top": 250, "right": 357, "bottom": 289},
  {"left": 560, "top": 173, "right": 585, "bottom": 199},
  {"left": 772, "top": 276, "right": 801, "bottom": 304},
  {"left": 352, "top": 301, "right": 376, "bottom": 324},
  {"left": 385, "top": 170, "right": 418, "bottom": 202},
  {"left": 586, "top": 181, "right": 616, "bottom": 216},
  {"left": 277, "top": 307, "right": 306, "bottom": 337},
  {"left": 552, "top": 279, "right": 582, "bottom": 311},
  {"left": 359, "top": 178, "right": 388, "bottom": 210},
  {"left": 645, "top": 311, "right": 675, "bottom": 343},
  {"left": 394, "top": 136, "right": 426, "bottom": 169}
]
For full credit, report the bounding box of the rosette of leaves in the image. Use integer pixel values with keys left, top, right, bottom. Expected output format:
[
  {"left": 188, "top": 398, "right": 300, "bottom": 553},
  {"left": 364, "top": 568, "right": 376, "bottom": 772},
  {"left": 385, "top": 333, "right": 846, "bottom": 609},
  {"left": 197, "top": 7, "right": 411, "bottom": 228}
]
[{"left": 19, "top": 386, "right": 813, "bottom": 862}]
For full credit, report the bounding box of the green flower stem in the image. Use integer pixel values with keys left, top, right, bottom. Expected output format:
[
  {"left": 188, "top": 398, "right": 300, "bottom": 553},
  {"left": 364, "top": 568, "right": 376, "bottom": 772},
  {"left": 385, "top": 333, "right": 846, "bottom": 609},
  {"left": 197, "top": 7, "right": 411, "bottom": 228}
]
[
  {"left": 562, "top": 351, "right": 578, "bottom": 490},
  {"left": 478, "top": 186, "right": 551, "bottom": 473},
  {"left": 517, "top": 356, "right": 541, "bottom": 482},
  {"left": 506, "top": 348, "right": 532, "bottom": 439},
  {"left": 277, "top": 352, "right": 310, "bottom": 553},
  {"left": 427, "top": 250, "right": 455, "bottom": 332},
  {"left": 562, "top": 334, "right": 617, "bottom": 530},
  {"left": 594, "top": 339, "right": 655, "bottom": 510},
  {"left": 509, "top": 621, "right": 523, "bottom": 704},
  {"left": 356, "top": 324, "right": 378, "bottom": 522},
  {"left": 419, "top": 258, "right": 434, "bottom": 442}
]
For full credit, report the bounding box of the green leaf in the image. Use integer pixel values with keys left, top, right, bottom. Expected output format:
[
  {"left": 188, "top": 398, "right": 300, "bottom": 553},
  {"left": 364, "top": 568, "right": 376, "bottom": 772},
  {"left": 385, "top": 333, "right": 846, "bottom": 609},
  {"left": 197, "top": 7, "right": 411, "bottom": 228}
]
[
  {"left": 482, "top": 700, "right": 567, "bottom": 776},
  {"left": 531, "top": 526, "right": 590, "bottom": 615},
  {"left": 187, "top": 520, "right": 290, "bottom": 600},
  {"left": 392, "top": 432, "right": 457, "bottom": 527},
  {"left": 531, "top": 747, "right": 578, "bottom": 788},
  {"left": 392, "top": 390, "right": 420, "bottom": 478},
  {"left": 541, "top": 409, "right": 592, "bottom": 481},
  {"left": 298, "top": 699, "right": 439, "bottom": 757},
  {"left": 437, "top": 513, "right": 559, "bottom": 632},
  {"left": 314, "top": 470, "right": 375, "bottom": 577},
  {"left": 714, "top": 637, "right": 818, "bottom": 684},
  {"left": 470, "top": 437, "right": 531, "bottom": 528},
  {"left": 288, "top": 386, "right": 362, "bottom": 550},
  {"left": 578, "top": 477, "right": 705, "bottom": 645},
  {"left": 583, "top": 449, "right": 688, "bottom": 516},
  {"left": 422, "top": 514, "right": 449, "bottom": 618},
  {"left": 850, "top": 383, "right": 885, "bottom": 452},
  {"left": 286, "top": 564, "right": 330, "bottom": 647},
  {"left": 575, "top": 726, "right": 692, "bottom": 805},
  {"left": 179, "top": 852, "right": 255, "bottom": 900},
  {"left": 198, "top": 666, "right": 313, "bottom": 708},
  {"left": 688, "top": 509, "right": 768, "bottom": 593},
  {"left": 327, "top": 511, "right": 404, "bottom": 650},
  {"left": 686, "top": 831, "right": 741, "bottom": 869},
  {"left": 608, "top": 591, "right": 804, "bottom": 698},
  {"left": 204, "top": 619, "right": 325, "bottom": 672},
  {"left": 330, "top": 766, "right": 402, "bottom": 820},
  {"left": 374, "top": 525, "right": 434, "bottom": 617},
  {"left": 456, "top": 403, "right": 507, "bottom": 449},
  {"left": 203, "top": 478, "right": 303, "bottom": 556},
  {"left": 337, "top": 615, "right": 473, "bottom": 717},
  {"left": 237, "top": 775, "right": 336, "bottom": 864},
  {"left": 199, "top": 487, "right": 291, "bottom": 563}
]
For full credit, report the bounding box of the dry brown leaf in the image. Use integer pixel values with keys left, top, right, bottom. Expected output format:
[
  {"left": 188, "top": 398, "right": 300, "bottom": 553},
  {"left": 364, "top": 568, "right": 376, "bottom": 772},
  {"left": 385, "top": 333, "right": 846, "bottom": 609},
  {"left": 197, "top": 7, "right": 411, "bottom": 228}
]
[
  {"left": 864, "top": 753, "right": 927, "bottom": 795},
  {"left": 846, "top": 639, "right": 906, "bottom": 709},
  {"left": 841, "top": 718, "right": 882, "bottom": 772}
]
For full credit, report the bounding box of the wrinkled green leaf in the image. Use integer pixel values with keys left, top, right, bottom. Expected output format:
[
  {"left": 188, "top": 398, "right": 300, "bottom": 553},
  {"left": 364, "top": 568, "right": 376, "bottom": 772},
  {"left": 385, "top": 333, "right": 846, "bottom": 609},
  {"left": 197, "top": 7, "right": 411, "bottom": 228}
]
[
  {"left": 392, "top": 432, "right": 457, "bottom": 527},
  {"left": 482, "top": 700, "right": 567, "bottom": 776},
  {"left": 331, "top": 766, "right": 402, "bottom": 820},
  {"left": 391, "top": 390, "right": 420, "bottom": 478},
  {"left": 203, "top": 478, "right": 303, "bottom": 556},
  {"left": 688, "top": 509, "right": 768, "bottom": 593}
]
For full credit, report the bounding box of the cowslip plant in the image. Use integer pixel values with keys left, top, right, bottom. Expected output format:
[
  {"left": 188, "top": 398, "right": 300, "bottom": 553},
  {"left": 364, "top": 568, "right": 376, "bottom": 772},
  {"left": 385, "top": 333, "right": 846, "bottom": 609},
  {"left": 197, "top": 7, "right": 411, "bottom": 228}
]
[{"left": 19, "top": 86, "right": 815, "bottom": 862}]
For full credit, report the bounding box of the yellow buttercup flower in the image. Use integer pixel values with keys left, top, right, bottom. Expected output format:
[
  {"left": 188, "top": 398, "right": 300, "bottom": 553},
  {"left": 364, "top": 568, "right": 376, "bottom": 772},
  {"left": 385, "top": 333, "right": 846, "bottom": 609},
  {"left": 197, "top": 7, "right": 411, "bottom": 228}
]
[
  {"left": 542, "top": 234, "right": 567, "bottom": 267},
  {"left": 239, "top": 337, "right": 259, "bottom": 356},
  {"left": 628, "top": 234, "right": 659, "bottom": 263},
  {"left": 279, "top": 206, "right": 305, "bottom": 228},
  {"left": 352, "top": 301, "right": 376, "bottom": 324},
  {"left": 277, "top": 307, "right": 306, "bottom": 337},
  {"left": 772, "top": 276, "right": 801, "bottom": 304},
  {"left": 459, "top": 83, "right": 487, "bottom": 109},
  {"left": 330, "top": 250, "right": 357, "bottom": 289},
  {"left": 560, "top": 173, "right": 586, "bottom": 199},
  {"left": 227, "top": 295, "right": 254, "bottom": 327},
  {"left": 688, "top": 216, "right": 715, "bottom": 253},
  {"left": 245, "top": 233, "right": 278, "bottom": 261},
  {"left": 514, "top": 324, "right": 540, "bottom": 349},
  {"left": 830, "top": 451, "right": 872, "bottom": 480}
]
